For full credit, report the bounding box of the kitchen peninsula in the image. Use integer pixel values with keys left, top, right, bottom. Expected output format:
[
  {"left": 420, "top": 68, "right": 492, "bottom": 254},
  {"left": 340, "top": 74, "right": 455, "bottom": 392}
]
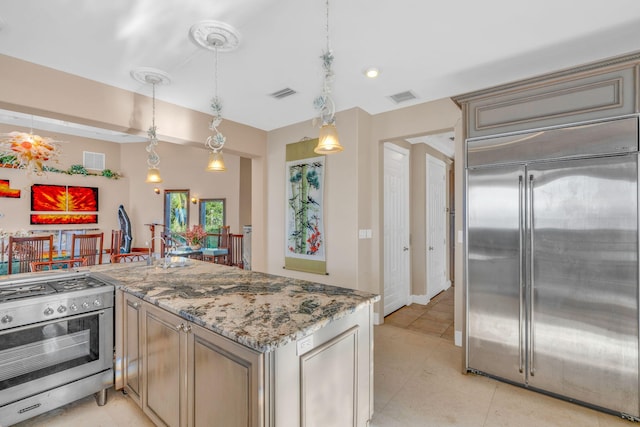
[{"left": 95, "top": 260, "right": 379, "bottom": 427}]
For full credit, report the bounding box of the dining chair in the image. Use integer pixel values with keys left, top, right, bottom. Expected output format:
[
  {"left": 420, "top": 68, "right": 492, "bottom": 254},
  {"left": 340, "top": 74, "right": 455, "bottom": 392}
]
[
  {"left": 8, "top": 235, "right": 54, "bottom": 274},
  {"left": 30, "top": 257, "right": 88, "bottom": 272},
  {"left": 111, "top": 229, "right": 124, "bottom": 255},
  {"left": 229, "top": 234, "right": 244, "bottom": 268},
  {"left": 110, "top": 252, "right": 149, "bottom": 263},
  {"left": 213, "top": 226, "right": 231, "bottom": 265},
  {"left": 71, "top": 232, "right": 104, "bottom": 265}
]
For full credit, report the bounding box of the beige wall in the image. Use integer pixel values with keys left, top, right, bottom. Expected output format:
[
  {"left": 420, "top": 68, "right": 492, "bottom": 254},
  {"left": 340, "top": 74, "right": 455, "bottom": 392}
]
[
  {"left": 0, "top": 123, "right": 244, "bottom": 250},
  {"left": 119, "top": 141, "right": 243, "bottom": 248},
  {"left": 266, "top": 99, "right": 462, "bottom": 333},
  {"left": 266, "top": 109, "right": 362, "bottom": 289},
  {"left": 371, "top": 99, "right": 462, "bottom": 329},
  {"left": 0, "top": 54, "right": 268, "bottom": 266},
  {"left": 0, "top": 54, "right": 465, "bottom": 339}
]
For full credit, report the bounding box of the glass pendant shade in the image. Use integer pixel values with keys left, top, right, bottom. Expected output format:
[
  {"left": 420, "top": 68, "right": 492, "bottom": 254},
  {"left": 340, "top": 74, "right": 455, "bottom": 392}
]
[
  {"left": 315, "top": 123, "right": 343, "bottom": 154},
  {"left": 206, "top": 151, "right": 226, "bottom": 172},
  {"left": 145, "top": 167, "right": 163, "bottom": 183}
]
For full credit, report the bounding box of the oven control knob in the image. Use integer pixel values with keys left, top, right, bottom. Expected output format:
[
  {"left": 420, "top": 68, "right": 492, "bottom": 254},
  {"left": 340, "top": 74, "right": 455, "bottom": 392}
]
[
  {"left": 82, "top": 302, "right": 90, "bottom": 309},
  {"left": 57, "top": 305, "right": 67, "bottom": 314},
  {"left": 93, "top": 299, "right": 102, "bottom": 307},
  {"left": 1, "top": 315, "right": 12, "bottom": 324},
  {"left": 43, "top": 307, "right": 54, "bottom": 316},
  {"left": 69, "top": 303, "right": 78, "bottom": 312}
]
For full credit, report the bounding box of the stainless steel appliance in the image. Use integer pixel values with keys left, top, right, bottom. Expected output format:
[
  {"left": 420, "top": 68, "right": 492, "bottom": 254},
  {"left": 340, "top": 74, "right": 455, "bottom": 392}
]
[
  {"left": 466, "top": 117, "right": 639, "bottom": 419},
  {"left": 0, "top": 272, "right": 114, "bottom": 426}
]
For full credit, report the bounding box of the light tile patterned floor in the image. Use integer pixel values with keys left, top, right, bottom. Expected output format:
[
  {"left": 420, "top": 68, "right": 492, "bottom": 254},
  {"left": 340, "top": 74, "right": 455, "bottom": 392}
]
[
  {"left": 384, "top": 286, "right": 455, "bottom": 341},
  {"left": 13, "top": 286, "right": 634, "bottom": 426}
]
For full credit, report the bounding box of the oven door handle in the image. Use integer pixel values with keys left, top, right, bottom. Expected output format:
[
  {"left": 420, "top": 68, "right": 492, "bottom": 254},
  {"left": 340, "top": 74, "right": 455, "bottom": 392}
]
[{"left": 0, "top": 310, "right": 106, "bottom": 335}]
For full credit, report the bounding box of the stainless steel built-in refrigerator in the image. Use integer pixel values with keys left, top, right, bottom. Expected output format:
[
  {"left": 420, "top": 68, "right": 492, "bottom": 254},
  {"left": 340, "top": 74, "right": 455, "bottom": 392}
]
[{"left": 466, "top": 117, "right": 639, "bottom": 418}]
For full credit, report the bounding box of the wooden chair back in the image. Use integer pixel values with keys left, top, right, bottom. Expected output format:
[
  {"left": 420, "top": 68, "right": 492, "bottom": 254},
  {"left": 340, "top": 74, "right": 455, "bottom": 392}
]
[
  {"left": 229, "top": 234, "right": 244, "bottom": 268},
  {"left": 30, "top": 257, "right": 88, "bottom": 272},
  {"left": 111, "top": 252, "right": 149, "bottom": 263},
  {"left": 111, "top": 229, "right": 124, "bottom": 255},
  {"left": 8, "top": 235, "right": 54, "bottom": 274},
  {"left": 216, "top": 226, "right": 231, "bottom": 265},
  {"left": 71, "top": 232, "right": 104, "bottom": 265}
]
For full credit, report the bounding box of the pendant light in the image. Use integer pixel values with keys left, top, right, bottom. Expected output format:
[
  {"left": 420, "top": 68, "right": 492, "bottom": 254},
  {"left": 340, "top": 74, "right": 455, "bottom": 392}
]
[
  {"left": 205, "top": 41, "right": 226, "bottom": 172},
  {"left": 189, "top": 21, "right": 241, "bottom": 172},
  {"left": 313, "top": 0, "right": 343, "bottom": 154},
  {"left": 131, "top": 68, "right": 171, "bottom": 183}
]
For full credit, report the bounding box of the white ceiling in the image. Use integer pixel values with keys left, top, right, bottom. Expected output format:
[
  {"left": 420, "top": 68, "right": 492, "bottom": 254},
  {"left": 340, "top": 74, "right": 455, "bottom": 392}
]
[
  {"left": 1, "top": 0, "right": 640, "bottom": 134},
  {"left": 407, "top": 132, "right": 455, "bottom": 159}
]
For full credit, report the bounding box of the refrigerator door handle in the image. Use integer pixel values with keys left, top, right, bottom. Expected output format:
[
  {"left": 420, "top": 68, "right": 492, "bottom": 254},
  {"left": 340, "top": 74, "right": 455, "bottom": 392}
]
[
  {"left": 528, "top": 173, "right": 535, "bottom": 377},
  {"left": 518, "top": 175, "right": 524, "bottom": 374}
]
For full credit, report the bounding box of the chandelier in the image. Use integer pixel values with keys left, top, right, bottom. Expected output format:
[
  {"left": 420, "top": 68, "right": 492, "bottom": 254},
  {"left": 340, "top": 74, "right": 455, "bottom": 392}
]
[
  {"left": 313, "top": 0, "right": 343, "bottom": 154},
  {"left": 189, "top": 20, "right": 241, "bottom": 172},
  {"left": 0, "top": 118, "right": 61, "bottom": 174},
  {"left": 131, "top": 68, "right": 171, "bottom": 183}
]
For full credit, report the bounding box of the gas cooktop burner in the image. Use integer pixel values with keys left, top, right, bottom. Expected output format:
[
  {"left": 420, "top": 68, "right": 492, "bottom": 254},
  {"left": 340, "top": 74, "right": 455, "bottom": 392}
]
[
  {"left": 0, "top": 283, "right": 56, "bottom": 302},
  {"left": 0, "top": 274, "right": 112, "bottom": 303},
  {"left": 47, "top": 276, "right": 109, "bottom": 292}
]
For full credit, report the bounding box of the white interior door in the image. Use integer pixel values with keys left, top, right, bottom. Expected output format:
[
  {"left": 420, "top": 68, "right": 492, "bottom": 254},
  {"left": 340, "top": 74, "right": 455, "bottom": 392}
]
[
  {"left": 426, "top": 154, "right": 448, "bottom": 300},
  {"left": 383, "top": 143, "right": 410, "bottom": 316}
]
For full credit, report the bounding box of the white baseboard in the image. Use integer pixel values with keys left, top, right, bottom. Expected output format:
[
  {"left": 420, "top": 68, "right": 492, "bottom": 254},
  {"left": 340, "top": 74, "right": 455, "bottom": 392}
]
[
  {"left": 455, "top": 330, "right": 462, "bottom": 347},
  {"left": 410, "top": 294, "right": 430, "bottom": 305}
]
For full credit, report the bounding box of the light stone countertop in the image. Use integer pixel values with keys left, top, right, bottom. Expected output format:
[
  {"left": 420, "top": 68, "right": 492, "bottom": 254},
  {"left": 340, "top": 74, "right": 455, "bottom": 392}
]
[{"left": 92, "top": 260, "right": 379, "bottom": 353}]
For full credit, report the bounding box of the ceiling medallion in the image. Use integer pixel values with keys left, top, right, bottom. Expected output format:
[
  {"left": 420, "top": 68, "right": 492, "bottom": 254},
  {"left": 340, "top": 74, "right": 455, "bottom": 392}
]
[
  {"left": 189, "top": 20, "right": 241, "bottom": 52},
  {"left": 130, "top": 67, "right": 172, "bottom": 86}
]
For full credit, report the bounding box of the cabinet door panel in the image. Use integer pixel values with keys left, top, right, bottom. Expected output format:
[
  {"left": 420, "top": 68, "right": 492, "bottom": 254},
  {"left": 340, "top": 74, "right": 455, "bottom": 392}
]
[
  {"left": 144, "top": 305, "right": 186, "bottom": 427},
  {"left": 188, "top": 323, "right": 262, "bottom": 427},
  {"left": 123, "top": 294, "right": 142, "bottom": 404}
]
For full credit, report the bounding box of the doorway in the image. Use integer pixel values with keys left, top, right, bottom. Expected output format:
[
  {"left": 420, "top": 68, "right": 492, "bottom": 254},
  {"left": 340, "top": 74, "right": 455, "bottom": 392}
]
[
  {"left": 383, "top": 143, "right": 411, "bottom": 316},
  {"left": 426, "top": 153, "right": 449, "bottom": 300}
]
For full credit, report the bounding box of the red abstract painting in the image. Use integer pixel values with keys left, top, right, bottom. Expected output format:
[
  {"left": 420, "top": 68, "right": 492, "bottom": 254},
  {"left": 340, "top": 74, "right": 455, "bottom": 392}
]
[
  {"left": 0, "top": 179, "right": 20, "bottom": 198},
  {"left": 30, "top": 214, "right": 98, "bottom": 225},
  {"left": 31, "top": 184, "right": 98, "bottom": 212}
]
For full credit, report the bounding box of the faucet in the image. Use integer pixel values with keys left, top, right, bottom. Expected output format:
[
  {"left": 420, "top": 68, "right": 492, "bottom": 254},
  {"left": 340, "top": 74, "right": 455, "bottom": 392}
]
[{"left": 147, "top": 236, "right": 167, "bottom": 267}]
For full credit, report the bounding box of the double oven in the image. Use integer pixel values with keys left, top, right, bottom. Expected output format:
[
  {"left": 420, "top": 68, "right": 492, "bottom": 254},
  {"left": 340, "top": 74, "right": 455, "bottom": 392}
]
[{"left": 0, "top": 272, "right": 114, "bottom": 426}]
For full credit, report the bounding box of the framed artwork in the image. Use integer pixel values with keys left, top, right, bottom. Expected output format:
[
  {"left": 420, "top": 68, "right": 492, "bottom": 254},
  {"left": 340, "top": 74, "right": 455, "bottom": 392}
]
[
  {"left": 31, "top": 184, "right": 98, "bottom": 212},
  {"left": 284, "top": 139, "right": 326, "bottom": 275},
  {"left": 31, "top": 214, "right": 98, "bottom": 225},
  {"left": 0, "top": 179, "right": 20, "bottom": 198}
]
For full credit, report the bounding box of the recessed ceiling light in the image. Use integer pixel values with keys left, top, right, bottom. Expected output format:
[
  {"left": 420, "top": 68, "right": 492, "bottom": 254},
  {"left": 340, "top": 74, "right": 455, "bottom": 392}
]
[{"left": 364, "top": 67, "right": 380, "bottom": 79}]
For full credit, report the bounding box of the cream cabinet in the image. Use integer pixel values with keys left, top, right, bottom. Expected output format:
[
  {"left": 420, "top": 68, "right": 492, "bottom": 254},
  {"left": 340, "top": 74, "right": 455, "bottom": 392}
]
[
  {"left": 117, "top": 291, "right": 263, "bottom": 427},
  {"left": 115, "top": 289, "right": 374, "bottom": 426},
  {"left": 122, "top": 292, "right": 143, "bottom": 406}
]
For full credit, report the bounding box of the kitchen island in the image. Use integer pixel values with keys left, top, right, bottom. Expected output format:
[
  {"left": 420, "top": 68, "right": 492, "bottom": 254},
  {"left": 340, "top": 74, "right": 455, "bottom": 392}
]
[{"left": 93, "top": 260, "right": 379, "bottom": 427}]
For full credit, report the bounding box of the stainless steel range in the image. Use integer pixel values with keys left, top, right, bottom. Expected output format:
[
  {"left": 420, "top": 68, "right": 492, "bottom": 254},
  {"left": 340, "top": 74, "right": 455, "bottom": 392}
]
[{"left": 0, "top": 271, "right": 115, "bottom": 426}]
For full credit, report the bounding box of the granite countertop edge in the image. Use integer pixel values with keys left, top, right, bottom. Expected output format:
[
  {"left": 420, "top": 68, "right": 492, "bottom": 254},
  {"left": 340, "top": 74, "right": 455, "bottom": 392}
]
[{"left": 97, "top": 262, "right": 380, "bottom": 353}]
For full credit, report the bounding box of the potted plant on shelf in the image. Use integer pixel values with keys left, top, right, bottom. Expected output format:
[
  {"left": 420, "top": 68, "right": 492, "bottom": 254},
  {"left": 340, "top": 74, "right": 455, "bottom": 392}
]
[{"left": 185, "top": 225, "right": 207, "bottom": 251}]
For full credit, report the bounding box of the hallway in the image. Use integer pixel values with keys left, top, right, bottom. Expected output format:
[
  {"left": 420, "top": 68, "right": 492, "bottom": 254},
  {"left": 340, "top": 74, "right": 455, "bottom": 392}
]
[{"left": 383, "top": 286, "right": 455, "bottom": 341}]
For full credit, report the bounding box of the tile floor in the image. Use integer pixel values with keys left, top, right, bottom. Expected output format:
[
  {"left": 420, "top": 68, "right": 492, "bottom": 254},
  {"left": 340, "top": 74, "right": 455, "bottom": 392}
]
[
  {"left": 12, "top": 286, "right": 635, "bottom": 426},
  {"left": 383, "top": 286, "right": 455, "bottom": 340}
]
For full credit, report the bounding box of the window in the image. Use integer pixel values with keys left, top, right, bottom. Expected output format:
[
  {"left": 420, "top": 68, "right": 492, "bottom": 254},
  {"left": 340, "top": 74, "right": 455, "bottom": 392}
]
[
  {"left": 164, "top": 190, "right": 189, "bottom": 234},
  {"left": 199, "top": 198, "right": 226, "bottom": 233}
]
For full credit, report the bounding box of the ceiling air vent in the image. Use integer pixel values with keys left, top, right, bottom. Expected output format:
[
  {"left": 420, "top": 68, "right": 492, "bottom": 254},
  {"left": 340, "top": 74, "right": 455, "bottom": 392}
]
[
  {"left": 389, "top": 90, "right": 418, "bottom": 104},
  {"left": 83, "top": 151, "right": 105, "bottom": 171},
  {"left": 269, "top": 88, "right": 297, "bottom": 99}
]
